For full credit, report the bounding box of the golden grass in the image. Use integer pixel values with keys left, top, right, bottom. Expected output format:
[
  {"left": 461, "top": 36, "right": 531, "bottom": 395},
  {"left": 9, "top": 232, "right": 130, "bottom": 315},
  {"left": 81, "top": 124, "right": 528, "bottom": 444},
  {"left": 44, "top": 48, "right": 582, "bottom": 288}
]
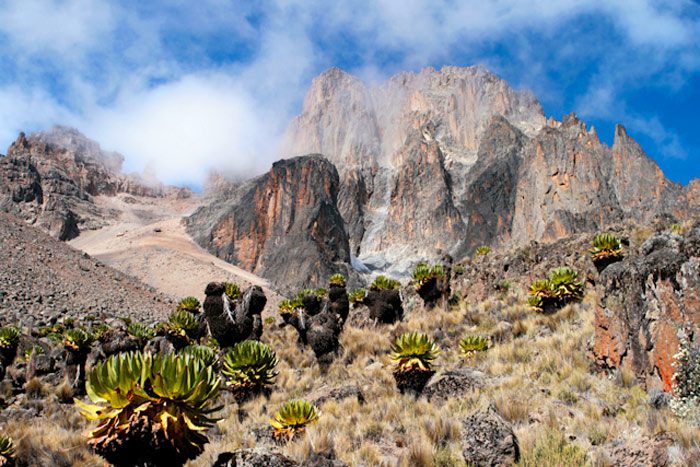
[{"left": 7, "top": 287, "right": 699, "bottom": 467}]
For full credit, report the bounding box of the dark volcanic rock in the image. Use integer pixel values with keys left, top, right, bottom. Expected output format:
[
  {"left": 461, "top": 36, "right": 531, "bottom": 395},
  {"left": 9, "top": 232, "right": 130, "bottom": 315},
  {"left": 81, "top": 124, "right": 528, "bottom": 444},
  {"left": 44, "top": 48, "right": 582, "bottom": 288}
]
[
  {"left": 460, "top": 405, "right": 520, "bottom": 466},
  {"left": 213, "top": 448, "right": 298, "bottom": 467},
  {"left": 0, "top": 127, "right": 168, "bottom": 240},
  {"left": 423, "top": 368, "right": 484, "bottom": 403},
  {"left": 202, "top": 282, "right": 267, "bottom": 347},
  {"left": 187, "top": 155, "right": 355, "bottom": 293},
  {"left": 591, "top": 223, "right": 700, "bottom": 391},
  {"left": 604, "top": 434, "right": 671, "bottom": 467}
]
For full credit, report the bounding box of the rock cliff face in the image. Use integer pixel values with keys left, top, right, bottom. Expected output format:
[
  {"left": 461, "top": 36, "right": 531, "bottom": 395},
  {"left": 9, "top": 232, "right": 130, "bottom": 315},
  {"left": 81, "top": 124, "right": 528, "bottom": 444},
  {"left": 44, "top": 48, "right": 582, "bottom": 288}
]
[
  {"left": 592, "top": 225, "right": 700, "bottom": 391},
  {"left": 186, "top": 155, "right": 354, "bottom": 292},
  {"left": 280, "top": 66, "right": 698, "bottom": 275},
  {"left": 0, "top": 127, "right": 169, "bottom": 240}
]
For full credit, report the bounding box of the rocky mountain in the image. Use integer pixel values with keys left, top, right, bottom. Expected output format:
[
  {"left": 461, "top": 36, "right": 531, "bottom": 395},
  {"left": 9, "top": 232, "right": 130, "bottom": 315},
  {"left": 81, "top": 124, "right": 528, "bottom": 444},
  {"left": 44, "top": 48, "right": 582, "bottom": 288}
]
[
  {"left": 0, "top": 127, "right": 186, "bottom": 240},
  {"left": 187, "top": 155, "right": 355, "bottom": 292},
  {"left": 280, "top": 65, "right": 698, "bottom": 276}
]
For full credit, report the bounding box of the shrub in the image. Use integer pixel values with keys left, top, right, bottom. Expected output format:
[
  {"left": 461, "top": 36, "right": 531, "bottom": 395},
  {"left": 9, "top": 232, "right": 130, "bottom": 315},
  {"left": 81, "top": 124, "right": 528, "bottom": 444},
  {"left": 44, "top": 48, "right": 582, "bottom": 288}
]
[
  {"left": 527, "top": 267, "right": 583, "bottom": 312},
  {"left": 329, "top": 273, "right": 346, "bottom": 287},
  {"left": 475, "top": 245, "right": 491, "bottom": 256},
  {"left": 0, "top": 434, "right": 14, "bottom": 464},
  {"left": 370, "top": 275, "right": 401, "bottom": 291},
  {"left": 547, "top": 267, "right": 583, "bottom": 300},
  {"left": 223, "top": 282, "right": 242, "bottom": 301},
  {"left": 269, "top": 399, "right": 320, "bottom": 441},
  {"left": 459, "top": 335, "right": 489, "bottom": 355},
  {"left": 127, "top": 322, "right": 155, "bottom": 341},
  {"left": 590, "top": 233, "right": 623, "bottom": 262},
  {"left": 166, "top": 310, "right": 199, "bottom": 340},
  {"left": 75, "top": 351, "right": 221, "bottom": 466},
  {"left": 314, "top": 288, "right": 327, "bottom": 298},
  {"left": 527, "top": 295, "right": 544, "bottom": 312},
  {"left": 222, "top": 340, "right": 278, "bottom": 390},
  {"left": 411, "top": 262, "right": 445, "bottom": 287},
  {"left": 0, "top": 326, "right": 20, "bottom": 350},
  {"left": 671, "top": 335, "right": 700, "bottom": 426},
  {"left": 63, "top": 328, "right": 94, "bottom": 352},
  {"left": 176, "top": 296, "right": 201, "bottom": 313},
  {"left": 348, "top": 288, "right": 367, "bottom": 305},
  {"left": 90, "top": 324, "right": 111, "bottom": 341},
  {"left": 278, "top": 299, "right": 301, "bottom": 315},
  {"left": 391, "top": 332, "right": 439, "bottom": 372},
  {"left": 180, "top": 344, "right": 217, "bottom": 367}
]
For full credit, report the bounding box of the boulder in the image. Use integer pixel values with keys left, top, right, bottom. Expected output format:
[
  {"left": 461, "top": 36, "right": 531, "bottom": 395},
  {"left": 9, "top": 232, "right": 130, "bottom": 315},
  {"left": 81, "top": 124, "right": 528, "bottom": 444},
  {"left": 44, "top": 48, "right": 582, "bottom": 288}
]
[
  {"left": 460, "top": 405, "right": 520, "bottom": 466},
  {"left": 213, "top": 448, "right": 298, "bottom": 467},
  {"left": 604, "top": 434, "right": 671, "bottom": 467}
]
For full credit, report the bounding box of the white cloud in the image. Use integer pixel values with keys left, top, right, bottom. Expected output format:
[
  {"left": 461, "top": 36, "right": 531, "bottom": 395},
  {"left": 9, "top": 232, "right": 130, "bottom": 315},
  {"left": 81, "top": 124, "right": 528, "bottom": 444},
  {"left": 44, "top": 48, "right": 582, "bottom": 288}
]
[{"left": 0, "top": 0, "right": 698, "bottom": 184}]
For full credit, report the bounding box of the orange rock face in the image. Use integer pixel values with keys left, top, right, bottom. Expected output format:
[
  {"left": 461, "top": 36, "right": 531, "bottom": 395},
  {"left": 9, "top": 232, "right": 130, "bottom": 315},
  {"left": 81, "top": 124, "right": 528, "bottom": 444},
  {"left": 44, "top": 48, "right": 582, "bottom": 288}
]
[
  {"left": 187, "top": 155, "right": 353, "bottom": 293},
  {"left": 591, "top": 227, "right": 700, "bottom": 392}
]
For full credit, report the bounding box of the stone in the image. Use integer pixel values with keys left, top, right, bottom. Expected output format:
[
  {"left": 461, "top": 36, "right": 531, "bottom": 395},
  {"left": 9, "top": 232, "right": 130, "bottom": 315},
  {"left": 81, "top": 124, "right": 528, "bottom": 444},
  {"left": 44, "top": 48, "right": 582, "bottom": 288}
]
[
  {"left": 460, "top": 405, "right": 520, "bottom": 466},
  {"left": 604, "top": 434, "right": 671, "bottom": 467},
  {"left": 0, "top": 127, "right": 170, "bottom": 240},
  {"left": 423, "top": 368, "right": 483, "bottom": 403},
  {"left": 212, "top": 448, "right": 299, "bottom": 467}
]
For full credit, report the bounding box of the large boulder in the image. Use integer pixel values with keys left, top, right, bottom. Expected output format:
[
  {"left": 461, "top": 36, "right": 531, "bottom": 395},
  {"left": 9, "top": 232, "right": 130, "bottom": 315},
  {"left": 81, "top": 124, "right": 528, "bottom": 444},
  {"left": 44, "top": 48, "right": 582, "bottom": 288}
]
[
  {"left": 213, "top": 448, "right": 298, "bottom": 467},
  {"left": 460, "top": 405, "right": 520, "bottom": 466},
  {"left": 591, "top": 223, "right": 700, "bottom": 391}
]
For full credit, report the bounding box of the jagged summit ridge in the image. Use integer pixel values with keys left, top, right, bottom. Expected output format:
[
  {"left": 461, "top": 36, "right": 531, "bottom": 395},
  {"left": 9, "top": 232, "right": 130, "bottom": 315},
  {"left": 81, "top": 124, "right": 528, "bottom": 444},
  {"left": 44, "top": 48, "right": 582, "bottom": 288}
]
[{"left": 277, "top": 65, "right": 697, "bottom": 276}]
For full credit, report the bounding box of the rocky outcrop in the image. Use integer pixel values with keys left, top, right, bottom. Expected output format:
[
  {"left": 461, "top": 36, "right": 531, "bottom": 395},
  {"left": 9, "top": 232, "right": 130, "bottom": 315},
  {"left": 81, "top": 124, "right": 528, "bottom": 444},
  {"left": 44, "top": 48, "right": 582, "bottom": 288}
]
[
  {"left": 591, "top": 222, "right": 700, "bottom": 391},
  {"left": 280, "top": 65, "right": 698, "bottom": 276},
  {"left": 187, "top": 155, "right": 354, "bottom": 292},
  {"left": 0, "top": 127, "right": 170, "bottom": 240}
]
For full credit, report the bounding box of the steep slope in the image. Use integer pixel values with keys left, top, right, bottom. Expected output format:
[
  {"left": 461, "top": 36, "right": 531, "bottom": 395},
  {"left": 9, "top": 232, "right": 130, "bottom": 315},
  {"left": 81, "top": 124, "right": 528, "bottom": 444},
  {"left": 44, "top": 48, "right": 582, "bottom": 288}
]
[
  {"left": 280, "top": 65, "right": 697, "bottom": 275},
  {"left": 0, "top": 211, "right": 173, "bottom": 326},
  {"left": 70, "top": 194, "right": 278, "bottom": 302},
  {"left": 187, "top": 155, "right": 354, "bottom": 292},
  {"left": 0, "top": 127, "right": 187, "bottom": 240}
]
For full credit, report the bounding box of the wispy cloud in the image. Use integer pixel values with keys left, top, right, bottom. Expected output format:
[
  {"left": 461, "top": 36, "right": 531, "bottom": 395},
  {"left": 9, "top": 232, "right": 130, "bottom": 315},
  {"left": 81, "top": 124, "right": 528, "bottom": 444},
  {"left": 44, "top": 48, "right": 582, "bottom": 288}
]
[{"left": 0, "top": 0, "right": 698, "bottom": 184}]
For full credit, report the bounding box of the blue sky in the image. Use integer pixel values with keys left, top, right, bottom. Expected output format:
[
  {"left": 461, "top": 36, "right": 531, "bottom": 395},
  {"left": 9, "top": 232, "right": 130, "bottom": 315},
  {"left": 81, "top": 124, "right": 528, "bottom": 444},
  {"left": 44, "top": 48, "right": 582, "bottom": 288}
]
[{"left": 0, "top": 1, "right": 698, "bottom": 186}]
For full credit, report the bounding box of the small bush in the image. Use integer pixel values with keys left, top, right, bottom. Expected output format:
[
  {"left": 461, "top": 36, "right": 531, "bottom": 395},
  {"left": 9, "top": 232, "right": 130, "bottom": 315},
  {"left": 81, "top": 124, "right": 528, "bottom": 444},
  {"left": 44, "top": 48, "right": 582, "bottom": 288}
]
[
  {"left": 348, "top": 288, "right": 367, "bottom": 305},
  {"left": 329, "top": 273, "right": 346, "bottom": 287},
  {"left": 475, "top": 245, "right": 492, "bottom": 256},
  {"left": 176, "top": 296, "right": 201, "bottom": 313},
  {"left": 459, "top": 335, "right": 489, "bottom": 356},
  {"left": 671, "top": 336, "right": 700, "bottom": 426},
  {"left": 370, "top": 275, "right": 401, "bottom": 291},
  {"left": 391, "top": 332, "right": 439, "bottom": 372},
  {"left": 223, "top": 282, "right": 242, "bottom": 301},
  {"left": 269, "top": 399, "right": 320, "bottom": 441}
]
